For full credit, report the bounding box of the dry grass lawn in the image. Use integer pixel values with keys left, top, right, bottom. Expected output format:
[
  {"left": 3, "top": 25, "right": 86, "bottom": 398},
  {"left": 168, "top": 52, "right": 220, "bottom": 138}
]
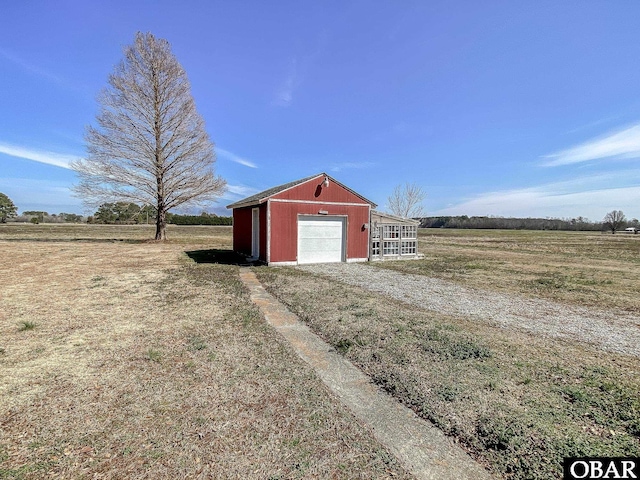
[
  {"left": 378, "top": 229, "right": 640, "bottom": 312},
  {"left": 0, "top": 224, "right": 408, "bottom": 479},
  {"left": 255, "top": 228, "right": 640, "bottom": 479},
  {"left": 256, "top": 267, "right": 640, "bottom": 479}
]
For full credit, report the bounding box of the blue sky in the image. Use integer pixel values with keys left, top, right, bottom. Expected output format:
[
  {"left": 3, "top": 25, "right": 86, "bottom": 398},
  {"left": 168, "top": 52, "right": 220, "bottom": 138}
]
[{"left": 2, "top": 1, "right": 640, "bottom": 220}]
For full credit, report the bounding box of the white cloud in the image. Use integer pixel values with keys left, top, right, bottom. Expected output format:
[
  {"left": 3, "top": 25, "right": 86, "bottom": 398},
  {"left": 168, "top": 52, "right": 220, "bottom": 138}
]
[
  {"left": 435, "top": 171, "right": 640, "bottom": 220},
  {"left": 0, "top": 48, "right": 66, "bottom": 86},
  {"left": 272, "top": 58, "right": 298, "bottom": 107},
  {"left": 543, "top": 123, "right": 640, "bottom": 166},
  {"left": 0, "top": 142, "right": 81, "bottom": 169},
  {"left": 216, "top": 147, "right": 257, "bottom": 168},
  {"left": 330, "top": 161, "right": 376, "bottom": 172}
]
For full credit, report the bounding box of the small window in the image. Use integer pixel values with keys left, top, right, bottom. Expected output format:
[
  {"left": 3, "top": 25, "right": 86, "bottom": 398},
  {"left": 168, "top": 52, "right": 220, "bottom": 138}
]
[
  {"left": 401, "top": 225, "right": 416, "bottom": 239},
  {"left": 383, "top": 225, "right": 399, "bottom": 239},
  {"left": 383, "top": 241, "right": 399, "bottom": 255},
  {"left": 371, "top": 240, "right": 380, "bottom": 256},
  {"left": 372, "top": 227, "right": 381, "bottom": 239},
  {"left": 401, "top": 240, "right": 416, "bottom": 255}
]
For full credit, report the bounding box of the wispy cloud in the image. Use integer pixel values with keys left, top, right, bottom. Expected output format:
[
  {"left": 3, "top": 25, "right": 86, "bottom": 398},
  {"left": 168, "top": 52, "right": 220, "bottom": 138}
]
[
  {"left": 0, "top": 141, "right": 81, "bottom": 169},
  {"left": 330, "top": 161, "right": 376, "bottom": 172},
  {"left": 272, "top": 58, "right": 298, "bottom": 107},
  {"left": 217, "top": 183, "right": 261, "bottom": 204},
  {"left": 435, "top": 171, "right": 640, "bottom": 220},
  {"left": 542, "top": 123, "right": 640, "bottom": 167},
  {"left": 0, "top": 48, "right": 66, "bottom": 86},
  {"left": 564, "top": 115, "right": 620, "bottom": 135},
  {"left": 226, "top": 184, "right": 260, "bottom": 197},
  {"left": 216, "top": 147, "right": 258, "bottom": 168},
  {"left": 0, "top": 177, "right": 81, "bottom": 213}
]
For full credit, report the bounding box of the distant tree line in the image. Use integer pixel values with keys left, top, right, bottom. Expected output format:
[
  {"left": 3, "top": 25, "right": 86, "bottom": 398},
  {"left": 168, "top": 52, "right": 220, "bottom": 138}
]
[
  {"left": 12, "top": 211, "right": 84, "bottom": 224},
  {"left": 166, "top": 213, "right": 232, "bottom": 226},
  {"left": 419, "top": 215, "right": 640, "bottom": 232},
  {"left": 87, "top": 202, "right": 156, "bottom": 224},
  {"left": 87, "top": 202, "right": 231, "bottom": 225}
]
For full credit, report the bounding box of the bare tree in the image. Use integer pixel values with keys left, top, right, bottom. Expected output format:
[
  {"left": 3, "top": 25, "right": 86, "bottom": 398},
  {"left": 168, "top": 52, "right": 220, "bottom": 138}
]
[
  {"left": 387, "top": 183, "right": 426, "bottom": 218},
  {"left": 603, "top": 210, "right": 626, "bottom": 234},
  {"left": 72, "top": 32, "right": 225, "bottom": 240}
]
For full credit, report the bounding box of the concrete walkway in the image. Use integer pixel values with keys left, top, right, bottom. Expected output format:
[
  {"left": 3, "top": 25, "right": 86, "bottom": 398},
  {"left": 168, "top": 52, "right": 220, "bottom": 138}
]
[{"left": 240, "top": 269, "right": 493, "bottom": 480}]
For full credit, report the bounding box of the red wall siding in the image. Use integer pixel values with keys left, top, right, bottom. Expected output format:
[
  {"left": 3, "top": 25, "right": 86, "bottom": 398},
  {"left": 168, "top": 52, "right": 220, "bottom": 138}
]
[
  {"left": 271, "top": 176, "right": 369, "bottom": 204},
  {"left": 232, "top": 204, "right": 269, "bottom": 262},
  {"left": 232, "top": 207, "right": 252, "bottom": 255},
  {"left": 269, "top": 201, "right": 370, "bottom": 263}
]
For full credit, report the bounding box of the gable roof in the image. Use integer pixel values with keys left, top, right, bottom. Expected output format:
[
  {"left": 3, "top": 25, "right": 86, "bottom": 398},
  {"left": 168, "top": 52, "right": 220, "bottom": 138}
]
[{"left": 226, "top": 173, "right": 377, "bottom": 209}]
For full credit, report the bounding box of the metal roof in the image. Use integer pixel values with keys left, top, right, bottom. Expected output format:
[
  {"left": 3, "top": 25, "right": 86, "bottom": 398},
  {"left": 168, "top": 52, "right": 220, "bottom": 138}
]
[
  {"left": 226, "top": 173, "right": 377, "bottom": 209},
  {"left": 371, "top": 210, "right": 420, "bottom": 225}
]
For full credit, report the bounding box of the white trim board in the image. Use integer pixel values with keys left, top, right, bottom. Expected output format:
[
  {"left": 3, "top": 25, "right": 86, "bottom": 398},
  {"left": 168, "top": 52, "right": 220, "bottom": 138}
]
[
  {"left": 267, "top": 200, "right": 272, "bottom": 264},
  {"left": 270, "top": 199, "right": 370, "bottom": 207}
]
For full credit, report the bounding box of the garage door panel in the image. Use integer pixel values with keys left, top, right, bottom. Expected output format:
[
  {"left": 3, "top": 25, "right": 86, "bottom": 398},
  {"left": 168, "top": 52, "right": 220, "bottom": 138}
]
[
  {"left": 299, "top": 238, "right": 342, "bottom": 252},
  {"left": 299, "top": 227, "right": 342, "bottom": 239},
  {"left": 300, "top": 250, "right": 342, "bottom": 264},
  {"left": 298, "top": 217, "right": 345, "bottom": 264}
]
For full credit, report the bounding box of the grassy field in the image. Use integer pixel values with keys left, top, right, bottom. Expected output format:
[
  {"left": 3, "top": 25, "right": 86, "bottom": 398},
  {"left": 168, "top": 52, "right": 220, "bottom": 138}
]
[
  {"left": 255, "top": 228, "right": 640, "bottom": 479},
  {"left": 0, "top": 224, "right": 409, "bottom": 479},
  {"left": 379, "top": 229, "right": 640, "bottom": 311},
  {"left": 4, "top": 224, "right": 639, "bottom": 479}
]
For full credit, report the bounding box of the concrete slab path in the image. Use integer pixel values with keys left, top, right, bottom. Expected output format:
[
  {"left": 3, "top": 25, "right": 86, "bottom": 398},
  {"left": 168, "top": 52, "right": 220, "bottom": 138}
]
[{"left": 240, "top": 269, "right": 493, "bottom": 480}]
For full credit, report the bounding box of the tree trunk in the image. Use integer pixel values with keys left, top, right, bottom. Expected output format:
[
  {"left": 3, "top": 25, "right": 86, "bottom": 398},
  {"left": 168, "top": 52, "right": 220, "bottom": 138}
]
[{"left": 155, "top": 207, "right": 167, "bottom": 240}]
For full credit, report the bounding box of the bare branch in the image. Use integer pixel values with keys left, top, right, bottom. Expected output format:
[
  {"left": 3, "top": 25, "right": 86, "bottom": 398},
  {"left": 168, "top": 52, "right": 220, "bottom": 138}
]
[
  {"left": 603, "top": 210, "right": 626, "bottom": 234},
  {"left": 71, "top": 32, "right": 226, "bottom": 240},
  {"left": 387, "top": 183, "right": 427, "bottom": 219}
]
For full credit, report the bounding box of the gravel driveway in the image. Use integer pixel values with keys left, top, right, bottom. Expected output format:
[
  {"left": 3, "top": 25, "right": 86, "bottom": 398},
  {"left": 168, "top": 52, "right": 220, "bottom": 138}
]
[{"left": 297, "top": 263, "right": 640, "bottom": 358}]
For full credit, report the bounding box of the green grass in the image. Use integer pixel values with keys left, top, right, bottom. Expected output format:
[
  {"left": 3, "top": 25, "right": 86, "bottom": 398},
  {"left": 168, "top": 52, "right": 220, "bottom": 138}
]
[
  {"left": 17, "top": 321, "right": 36, "bottom": 331},
  {"left": 186, "top": 335, "right": 208, "bottom": 351},
  {"left": 146, "top": 348, "right": 162, "bottom": 362}
]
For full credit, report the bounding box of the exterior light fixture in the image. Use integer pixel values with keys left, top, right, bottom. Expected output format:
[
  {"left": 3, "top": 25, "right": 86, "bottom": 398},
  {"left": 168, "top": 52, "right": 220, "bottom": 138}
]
[{"left": 323, "top": 176, "right": 329, "bottom": 187}]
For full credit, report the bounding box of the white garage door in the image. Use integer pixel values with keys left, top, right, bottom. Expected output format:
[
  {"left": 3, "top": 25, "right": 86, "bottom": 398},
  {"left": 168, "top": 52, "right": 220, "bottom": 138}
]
[{"left": 298, "top": 216, "right": 345, "bottom": 264}]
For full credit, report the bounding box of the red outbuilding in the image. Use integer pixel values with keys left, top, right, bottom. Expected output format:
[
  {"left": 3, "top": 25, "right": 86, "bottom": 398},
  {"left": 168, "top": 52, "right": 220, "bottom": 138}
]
[{"left": 227, "top": 173, "right": 376, "bottom": 265}]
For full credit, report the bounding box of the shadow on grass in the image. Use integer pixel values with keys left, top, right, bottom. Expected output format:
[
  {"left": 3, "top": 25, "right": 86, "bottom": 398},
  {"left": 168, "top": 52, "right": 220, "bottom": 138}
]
[{"left": 185, "top": 249, "right": 260, "bottom": 266}]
